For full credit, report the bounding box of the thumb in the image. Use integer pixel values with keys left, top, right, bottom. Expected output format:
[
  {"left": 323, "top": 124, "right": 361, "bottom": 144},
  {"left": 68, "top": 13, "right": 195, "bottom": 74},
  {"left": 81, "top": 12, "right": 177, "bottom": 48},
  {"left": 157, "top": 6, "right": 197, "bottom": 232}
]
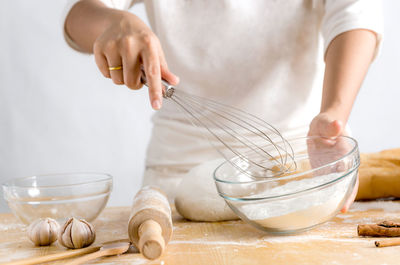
[{"left": 322, "top": 119, "right": 343, "bottom": 138}]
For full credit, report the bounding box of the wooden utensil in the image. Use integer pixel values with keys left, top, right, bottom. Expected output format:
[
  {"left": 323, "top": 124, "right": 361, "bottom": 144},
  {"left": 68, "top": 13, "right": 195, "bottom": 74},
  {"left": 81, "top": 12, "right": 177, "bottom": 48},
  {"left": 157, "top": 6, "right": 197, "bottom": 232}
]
[
  {"left": 64, "top": 242, "right": 130, "bottom": 265},
  {"left": 2, "top": 239, "right": 131, "bottom": 265},
  {"left": 2, "top": 245, "right": 100, "bottom": 265},
  {"left": 128, "top": 186, "right": 173, "bottom": 260}
]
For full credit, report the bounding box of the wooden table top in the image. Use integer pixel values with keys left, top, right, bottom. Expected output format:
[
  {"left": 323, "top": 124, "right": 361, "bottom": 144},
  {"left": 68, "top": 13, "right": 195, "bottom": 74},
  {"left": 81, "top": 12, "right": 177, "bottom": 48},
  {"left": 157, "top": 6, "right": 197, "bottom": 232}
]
[{"left": 1, "top": 201, "right": 399, "bottom": 265}]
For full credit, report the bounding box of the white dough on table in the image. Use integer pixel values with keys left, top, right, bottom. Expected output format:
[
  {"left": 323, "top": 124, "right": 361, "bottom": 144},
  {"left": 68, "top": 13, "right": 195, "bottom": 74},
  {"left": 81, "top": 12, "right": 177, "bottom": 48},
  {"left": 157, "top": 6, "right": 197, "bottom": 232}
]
[{"left": 175, "top": 159, "right": 238, "bottom": 222}]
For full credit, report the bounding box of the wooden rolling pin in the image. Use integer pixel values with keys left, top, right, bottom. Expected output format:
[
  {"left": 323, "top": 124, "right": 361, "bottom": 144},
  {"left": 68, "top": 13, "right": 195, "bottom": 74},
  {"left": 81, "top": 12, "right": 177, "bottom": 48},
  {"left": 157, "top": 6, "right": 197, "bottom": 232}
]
[{"left": 128, "top": 186, "right": 173, "bottom": 260}]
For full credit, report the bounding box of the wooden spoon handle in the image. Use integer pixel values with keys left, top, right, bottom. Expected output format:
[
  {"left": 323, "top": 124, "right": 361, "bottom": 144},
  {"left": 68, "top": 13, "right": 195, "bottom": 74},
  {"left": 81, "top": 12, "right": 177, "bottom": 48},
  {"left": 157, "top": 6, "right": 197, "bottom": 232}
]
[
  {"left": 3, "top": 246, "right": 100, "bottom": 265},
  {"left": 64, "top": 249, "right": 114, "bottom": 265}
]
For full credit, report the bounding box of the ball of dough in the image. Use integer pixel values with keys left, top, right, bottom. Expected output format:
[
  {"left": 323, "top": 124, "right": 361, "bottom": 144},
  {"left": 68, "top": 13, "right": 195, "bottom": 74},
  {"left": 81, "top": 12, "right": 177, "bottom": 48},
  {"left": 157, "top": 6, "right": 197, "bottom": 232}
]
[{"left": 175, "top": 159, "right": 239, "bottom": 221}]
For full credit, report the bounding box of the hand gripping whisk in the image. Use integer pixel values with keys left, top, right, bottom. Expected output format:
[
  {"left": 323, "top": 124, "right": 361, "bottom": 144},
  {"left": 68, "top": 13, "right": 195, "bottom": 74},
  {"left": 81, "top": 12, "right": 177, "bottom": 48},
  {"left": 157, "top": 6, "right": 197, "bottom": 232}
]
[{"left": 141, "top": 71, "right": 297, "bottom": 179}]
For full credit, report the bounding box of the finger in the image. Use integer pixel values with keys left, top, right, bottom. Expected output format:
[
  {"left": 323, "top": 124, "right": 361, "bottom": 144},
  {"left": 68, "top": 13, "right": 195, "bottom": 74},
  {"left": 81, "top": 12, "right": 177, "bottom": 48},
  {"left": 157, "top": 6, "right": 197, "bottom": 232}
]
[
  {"left": 160, "top": 60, "right": 179, "bottom": 86},
  {"left": 323, "top": 120, "right": 343, "bottom": 138},
  {"left": 105, "top": 51, "right": 124, "bottom": 85},
  {"left": 341, "top": 174, "right": 359, "bottom": 213},
  {"left": 158, "top": 47, "right": 179, "bottom": 85},
  {"left": 141, "top": 42, "right": 162, "bottom": 110},
  {"left": 122, "top": 53, "right": 143, "bottom": 90},
  {"left": 94, "top": 52, "right": 111, "bottom": 78}
]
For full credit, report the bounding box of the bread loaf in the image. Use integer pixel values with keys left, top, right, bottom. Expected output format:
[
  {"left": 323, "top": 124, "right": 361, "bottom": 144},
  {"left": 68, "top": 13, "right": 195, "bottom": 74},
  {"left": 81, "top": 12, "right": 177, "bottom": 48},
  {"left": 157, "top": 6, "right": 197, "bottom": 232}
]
[{"left": 356, "top": 148, "right": 400, "bottom": 200}]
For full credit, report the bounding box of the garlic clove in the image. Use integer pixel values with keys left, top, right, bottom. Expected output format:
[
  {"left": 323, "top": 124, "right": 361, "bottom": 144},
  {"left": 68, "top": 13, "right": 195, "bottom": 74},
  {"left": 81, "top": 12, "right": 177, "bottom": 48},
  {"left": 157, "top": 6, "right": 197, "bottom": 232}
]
[
  {"left": 72, "top": 218, "right": 95, "bottom": 248},
  {"left": 27, "top": 218, "right": 60, "bottom": 246},
  {"left": 59, "top": 217, "right": 96, "bottom": 249},
  {"left": 61, "top": 218, "right": 74, "bottom": 248}
]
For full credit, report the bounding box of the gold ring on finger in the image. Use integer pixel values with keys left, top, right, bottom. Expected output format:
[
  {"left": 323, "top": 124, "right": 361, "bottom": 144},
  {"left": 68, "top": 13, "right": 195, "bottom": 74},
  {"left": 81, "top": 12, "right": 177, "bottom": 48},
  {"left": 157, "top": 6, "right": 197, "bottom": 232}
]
[{"left": 108, "top": 65, "right": 122, "bottom": 71}]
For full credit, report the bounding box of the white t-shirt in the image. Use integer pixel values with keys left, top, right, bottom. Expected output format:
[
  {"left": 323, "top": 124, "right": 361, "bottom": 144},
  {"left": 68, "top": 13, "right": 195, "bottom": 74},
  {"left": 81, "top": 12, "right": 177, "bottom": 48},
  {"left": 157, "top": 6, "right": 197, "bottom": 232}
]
[{"left": 63, "top": 0, "right": 383, "bottom": 197}]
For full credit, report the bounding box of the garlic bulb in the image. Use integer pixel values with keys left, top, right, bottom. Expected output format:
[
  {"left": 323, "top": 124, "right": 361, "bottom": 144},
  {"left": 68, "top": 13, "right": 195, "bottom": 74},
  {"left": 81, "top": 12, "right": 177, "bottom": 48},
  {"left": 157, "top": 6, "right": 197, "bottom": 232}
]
[
  {"left": 27, "top": 218, "right": 60, "bottom": 246},
  {"left": 58, "top": 217, "right": 96, "bottom": 249}
]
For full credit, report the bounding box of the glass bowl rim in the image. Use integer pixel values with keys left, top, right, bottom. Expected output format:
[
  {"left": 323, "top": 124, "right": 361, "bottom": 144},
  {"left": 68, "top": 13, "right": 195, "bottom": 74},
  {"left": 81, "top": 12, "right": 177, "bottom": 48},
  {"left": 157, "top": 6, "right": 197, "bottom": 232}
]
[
  {"left": 213, "top": 135, "right": 359, "bottom": 185},
  {"left": 1, "top": 172, "right": 113, "bottom": 190}
]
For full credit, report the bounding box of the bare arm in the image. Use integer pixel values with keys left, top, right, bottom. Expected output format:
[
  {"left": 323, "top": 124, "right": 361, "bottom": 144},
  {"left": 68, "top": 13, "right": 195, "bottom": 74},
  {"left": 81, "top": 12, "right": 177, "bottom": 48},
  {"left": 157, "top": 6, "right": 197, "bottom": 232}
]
[
  {"left": 65, "top": 0, "right": 179, "bottom": 110},
  {"left": 321, "top": 29, "right": 377, "bottom": 125},
  {"left": 308, "top": 29, "right": 378, "bottom": 213},
  {"left": 309, "top": 29, "right": 377, "bottom": 137}
]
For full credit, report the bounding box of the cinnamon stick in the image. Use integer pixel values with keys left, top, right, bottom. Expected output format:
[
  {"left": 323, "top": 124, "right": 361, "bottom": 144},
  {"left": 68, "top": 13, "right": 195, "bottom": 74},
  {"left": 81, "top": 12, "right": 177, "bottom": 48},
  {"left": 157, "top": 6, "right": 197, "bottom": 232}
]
[
  {"left": 375, "top": 238, "right": 400, "bottom": 248},
  {"left": 358, "top": 221, "right": 400, "bottom": 237}
]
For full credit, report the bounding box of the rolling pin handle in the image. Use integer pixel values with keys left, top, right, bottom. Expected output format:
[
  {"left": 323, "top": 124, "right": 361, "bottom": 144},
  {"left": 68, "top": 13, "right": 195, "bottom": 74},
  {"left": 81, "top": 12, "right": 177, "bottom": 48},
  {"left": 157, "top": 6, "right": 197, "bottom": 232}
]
[{"left": 138, "top": 219, "right": 165, "bottom": 260}]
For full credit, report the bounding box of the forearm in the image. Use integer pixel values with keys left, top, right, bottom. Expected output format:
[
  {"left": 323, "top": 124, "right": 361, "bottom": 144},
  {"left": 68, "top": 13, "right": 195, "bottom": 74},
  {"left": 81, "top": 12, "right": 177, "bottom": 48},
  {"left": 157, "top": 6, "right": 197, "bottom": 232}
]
[
  {"left": 65, "top": 0, "right": 126, "bottom": 53},
  {"left": 321, "top": 29, "right": 377, "bottom": 124}
]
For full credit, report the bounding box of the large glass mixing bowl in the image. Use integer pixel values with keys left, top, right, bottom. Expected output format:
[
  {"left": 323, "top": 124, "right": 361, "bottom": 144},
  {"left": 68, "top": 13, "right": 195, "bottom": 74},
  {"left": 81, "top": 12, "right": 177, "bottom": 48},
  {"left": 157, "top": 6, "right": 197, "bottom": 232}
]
[
  {"left": 214, "top": 136, "right": 360, "bottom": 234},
  {"left": 2, "top": 173, "right": 112, "bottom": 224}
]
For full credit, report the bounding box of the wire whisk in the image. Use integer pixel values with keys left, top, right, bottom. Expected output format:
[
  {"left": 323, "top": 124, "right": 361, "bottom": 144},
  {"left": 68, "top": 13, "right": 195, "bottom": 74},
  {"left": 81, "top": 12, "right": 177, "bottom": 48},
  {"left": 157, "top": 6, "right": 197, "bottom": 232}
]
[{"left": 141, "top": 71, "right": 297, "bottom": 179}]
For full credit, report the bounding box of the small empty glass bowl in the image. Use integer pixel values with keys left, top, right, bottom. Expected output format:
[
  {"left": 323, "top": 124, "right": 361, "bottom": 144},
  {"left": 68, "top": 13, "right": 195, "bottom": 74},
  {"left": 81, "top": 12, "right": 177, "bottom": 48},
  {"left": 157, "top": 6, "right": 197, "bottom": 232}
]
[
  {"left": 214, "top": 136, "right": 360, "bottom": 234},
  {"left": 2, "top": 173, "right": 112, "bottom": 224}
]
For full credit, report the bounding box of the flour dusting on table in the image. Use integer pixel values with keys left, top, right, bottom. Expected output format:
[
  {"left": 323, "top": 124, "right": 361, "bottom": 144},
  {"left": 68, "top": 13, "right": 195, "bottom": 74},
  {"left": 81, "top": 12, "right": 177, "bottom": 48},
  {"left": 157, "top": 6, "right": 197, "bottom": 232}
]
[
  {"left": 0, "top": 223, "right": 25, "bottom": 231},
  {"left": 170, "top": 235, "right": 372, "bottom": 246}
]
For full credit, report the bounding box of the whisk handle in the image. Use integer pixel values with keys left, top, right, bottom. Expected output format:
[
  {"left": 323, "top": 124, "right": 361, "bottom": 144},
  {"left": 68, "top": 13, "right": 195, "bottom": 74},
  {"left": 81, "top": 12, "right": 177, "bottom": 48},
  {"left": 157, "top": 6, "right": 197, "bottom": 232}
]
[{"left": 140, "top": 68, "right": 175, "bottom": 98}]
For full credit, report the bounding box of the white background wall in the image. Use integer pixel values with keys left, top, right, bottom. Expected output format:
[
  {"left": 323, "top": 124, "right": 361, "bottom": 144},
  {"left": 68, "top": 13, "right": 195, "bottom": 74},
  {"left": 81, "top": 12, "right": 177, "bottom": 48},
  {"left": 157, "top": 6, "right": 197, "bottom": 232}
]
[
  {"left": 0, "top": 1, "right": 399, "bottom": 212},
  {"left": 349, "top": 1, "right": 400, "bottom": 152}
]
